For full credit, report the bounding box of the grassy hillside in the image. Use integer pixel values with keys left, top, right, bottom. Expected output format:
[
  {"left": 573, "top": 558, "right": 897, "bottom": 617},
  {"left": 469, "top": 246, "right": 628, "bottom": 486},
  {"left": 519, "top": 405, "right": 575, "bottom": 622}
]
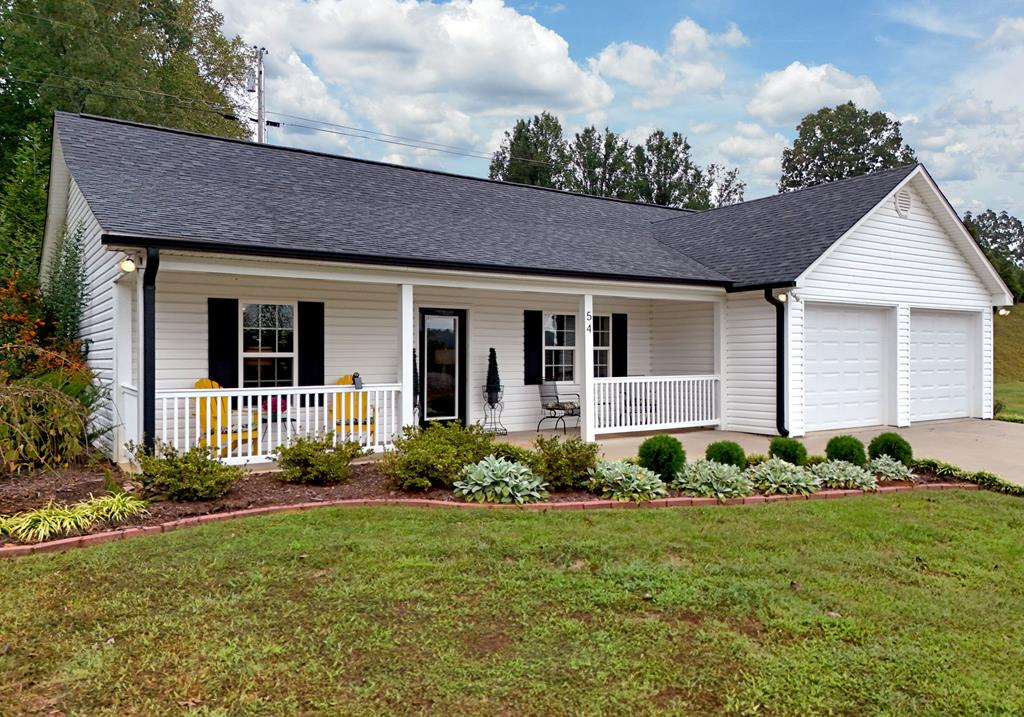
[{"left": 995, "top": 309, "right": 1024, "bottom": 413}]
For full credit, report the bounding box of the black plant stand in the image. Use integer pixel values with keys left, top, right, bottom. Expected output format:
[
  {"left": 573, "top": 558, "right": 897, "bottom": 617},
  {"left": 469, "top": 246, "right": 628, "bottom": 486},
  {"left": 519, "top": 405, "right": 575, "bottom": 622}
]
[{"left": 482, "top": 387, "right": 507, "bottom": 435}]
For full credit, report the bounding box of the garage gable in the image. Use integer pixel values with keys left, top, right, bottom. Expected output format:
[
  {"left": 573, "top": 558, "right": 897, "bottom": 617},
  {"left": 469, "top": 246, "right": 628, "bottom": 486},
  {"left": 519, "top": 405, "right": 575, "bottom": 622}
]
[{"left": 797, "top": 168, "right": 1011, "bottom": 308}]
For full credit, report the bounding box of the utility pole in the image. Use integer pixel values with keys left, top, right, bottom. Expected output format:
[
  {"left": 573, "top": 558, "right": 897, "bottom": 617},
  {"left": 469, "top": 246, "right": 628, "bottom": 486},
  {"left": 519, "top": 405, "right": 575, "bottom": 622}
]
[{"left": 248, "top": 46, "right": 269, "bottom": 143}]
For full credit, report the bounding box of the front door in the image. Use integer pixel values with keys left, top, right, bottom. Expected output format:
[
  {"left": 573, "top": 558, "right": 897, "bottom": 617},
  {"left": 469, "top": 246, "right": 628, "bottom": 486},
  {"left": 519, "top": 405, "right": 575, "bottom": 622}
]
[{"left": 420, "top": 308, "right": 467, "bottom": 426}]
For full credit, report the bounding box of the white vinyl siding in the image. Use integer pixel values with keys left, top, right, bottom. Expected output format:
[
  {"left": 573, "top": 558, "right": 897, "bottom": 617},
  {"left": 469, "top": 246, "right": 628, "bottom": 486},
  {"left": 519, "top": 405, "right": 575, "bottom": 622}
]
[
  {"left": 797, "top": 176, "right": 998, "bottom": 430},
  {"left": 651, "top": 301, "right": 715, "bottom": 375},
  {"left": 67, "top": 179, "right": 124, "bottom": 455},
  {"left": 723, "top": 291, "right": 776, "bottom": 434}
]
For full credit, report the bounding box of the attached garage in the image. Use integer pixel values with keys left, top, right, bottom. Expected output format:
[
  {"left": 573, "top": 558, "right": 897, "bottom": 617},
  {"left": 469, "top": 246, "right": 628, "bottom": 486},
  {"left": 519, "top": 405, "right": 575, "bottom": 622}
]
[
  {"left": 804, "top": 304, "right": 889, "bottom": 431},
  {"left": 910, "top": 310, "right": 973, "bottom": 421}
]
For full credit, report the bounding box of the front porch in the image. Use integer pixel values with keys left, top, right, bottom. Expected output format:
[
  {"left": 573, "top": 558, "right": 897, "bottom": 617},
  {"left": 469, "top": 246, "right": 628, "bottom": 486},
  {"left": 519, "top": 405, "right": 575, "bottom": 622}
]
[{"left": 114, "top": 254, "right": 726, "bottom": 465}]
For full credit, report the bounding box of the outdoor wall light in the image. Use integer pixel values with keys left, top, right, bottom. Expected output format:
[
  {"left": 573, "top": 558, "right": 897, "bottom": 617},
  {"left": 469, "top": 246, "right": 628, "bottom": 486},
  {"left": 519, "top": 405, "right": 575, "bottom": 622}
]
[
  {"left": 119, "top": 257, "right": 137, "bottom": 273},
  {"left": 997, "top": 307, "right": 1011, "bottom": 316},
  {"left": 777, "top": 292, "right": 788, "bottom": 303}
]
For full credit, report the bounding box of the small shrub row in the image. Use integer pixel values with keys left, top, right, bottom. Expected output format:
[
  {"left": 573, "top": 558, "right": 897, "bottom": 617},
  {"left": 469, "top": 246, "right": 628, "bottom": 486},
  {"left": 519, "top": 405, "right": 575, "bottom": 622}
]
[
  {"left": 0, "top": 493, "right": 148, "bottom": 543},
  {"left": 274, "top": 435, "right": 366, "bottom": 485},
  {"left": 637, "top": 435, "right": 685, "bottom": 480}
]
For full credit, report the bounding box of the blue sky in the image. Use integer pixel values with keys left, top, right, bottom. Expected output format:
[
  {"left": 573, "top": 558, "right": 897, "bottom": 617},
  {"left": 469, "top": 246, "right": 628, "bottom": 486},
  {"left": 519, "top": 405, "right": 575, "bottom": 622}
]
[{"left": 215, "top": 0, "right": 1024, "bottom": 214}]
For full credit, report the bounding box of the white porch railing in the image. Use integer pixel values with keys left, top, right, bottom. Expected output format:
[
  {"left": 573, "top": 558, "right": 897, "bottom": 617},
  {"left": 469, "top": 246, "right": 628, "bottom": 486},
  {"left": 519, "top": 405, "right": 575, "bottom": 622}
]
[
  {"left": 154, "top": 383, "right": 402, "bottom": 464},
  {"left": 592, "top": 375, "right": 720, "bottom": 434}
]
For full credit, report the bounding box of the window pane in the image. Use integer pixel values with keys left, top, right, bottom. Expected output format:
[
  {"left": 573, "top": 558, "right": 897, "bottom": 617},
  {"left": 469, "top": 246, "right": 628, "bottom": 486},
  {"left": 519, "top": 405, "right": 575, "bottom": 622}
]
[
  {"left": 278, "top": 304, "right": 294, "bottom": 328},
  {"left": 277, "top": 329, "right": 294, "bottom": 353},
  {"left": 242, "top": 328, "right": 260, "bottom": 352},
  {"left": 258, "top": 329, "right": 274, "bottom": 352},
  {"left": 275, "top": 358, "right": 293, "bottom": 384},
  {"left": 243, "top": 305, "right": 258, "bottom": 327}
]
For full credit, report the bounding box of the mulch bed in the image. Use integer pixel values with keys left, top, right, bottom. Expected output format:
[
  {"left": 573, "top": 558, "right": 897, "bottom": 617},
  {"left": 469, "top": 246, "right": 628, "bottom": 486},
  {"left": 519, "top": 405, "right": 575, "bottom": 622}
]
[{"left": 0, "top": 460, "right": 971, "bottom": 546}]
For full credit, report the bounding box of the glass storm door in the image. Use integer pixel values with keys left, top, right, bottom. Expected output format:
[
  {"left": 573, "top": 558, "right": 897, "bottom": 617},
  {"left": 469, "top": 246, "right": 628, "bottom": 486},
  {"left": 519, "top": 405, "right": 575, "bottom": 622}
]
[{"left": 421, "top": 309, "right": 466, "bottom": 424}]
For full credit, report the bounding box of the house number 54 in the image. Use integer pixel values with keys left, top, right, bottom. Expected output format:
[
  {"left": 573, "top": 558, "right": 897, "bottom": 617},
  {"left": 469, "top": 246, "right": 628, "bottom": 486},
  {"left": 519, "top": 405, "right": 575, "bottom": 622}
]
[{"left": 586, "top": 310, "right": 593, "bottom": 333}]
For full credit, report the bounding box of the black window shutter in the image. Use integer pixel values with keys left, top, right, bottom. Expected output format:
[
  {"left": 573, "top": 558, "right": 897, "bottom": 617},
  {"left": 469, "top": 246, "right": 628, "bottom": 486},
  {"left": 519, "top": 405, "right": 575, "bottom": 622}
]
[
  {"left": 297, "top": 301, "right": 325, "bottom": 386},
  {"left": 208, "top": 298, "right": 238, "bottom": 387},
  {"left": 524, "top": 310, "right": 543, "bottom": 385},
  {"left": 611, "top": 313, "right": 628, "bottom": 377}
]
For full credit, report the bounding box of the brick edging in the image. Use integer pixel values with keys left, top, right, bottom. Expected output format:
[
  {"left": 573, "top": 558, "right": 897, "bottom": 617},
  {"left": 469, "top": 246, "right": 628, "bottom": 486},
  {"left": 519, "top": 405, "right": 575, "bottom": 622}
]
[{"left": 0, "top": 482, "right": 978, "bottom": 558}]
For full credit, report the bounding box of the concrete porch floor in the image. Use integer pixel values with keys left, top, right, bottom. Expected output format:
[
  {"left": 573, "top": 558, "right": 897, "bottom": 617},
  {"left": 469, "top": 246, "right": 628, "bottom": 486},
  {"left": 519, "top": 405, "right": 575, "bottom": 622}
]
[{"left": 501, "top": 418, "right": 1024, "bottom": 486}]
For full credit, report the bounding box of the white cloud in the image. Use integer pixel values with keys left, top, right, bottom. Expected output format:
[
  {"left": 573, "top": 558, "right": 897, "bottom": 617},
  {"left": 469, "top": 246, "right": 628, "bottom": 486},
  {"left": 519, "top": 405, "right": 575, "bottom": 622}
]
[
  {"left": 886, "top": 4, "right": 983, "bottom": 38},
  {"left": 215, "top": 0, "right": 612, "bottom": 163},
  {"left": 591, "top": 17, "right": 745, "bottom": 109},
  {"left": 718, "top": 122, "right": 788, "bottom": 188},
  {"left": 747, "top": 61, "right": 884, "bottom": 125},
  {"left": 690, "top": 121, "right": 716, "bottom": 134},
  {"left": 990, "top": 17, "right": 1024, "bottom": 49}
]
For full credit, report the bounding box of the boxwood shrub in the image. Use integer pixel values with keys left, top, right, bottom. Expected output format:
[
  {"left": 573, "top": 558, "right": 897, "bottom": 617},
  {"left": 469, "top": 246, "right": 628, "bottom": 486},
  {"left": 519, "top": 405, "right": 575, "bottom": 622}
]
[
  {"left": 768, "top": 436, "right": 807, "bottom": 466},
  {"left": 705, "top": 440, "right": 746, "bottom": 469},
  {"left": 825, "top": 435, "right": 867, "bottom": 467},
  {"left": 274, "top": 435, "right": 366, "bottom": 485},
  {"left": 637, "top": 435, "right": 685, "bottom": 480},
  {"left": 867, "top": 432, "right": 913, "bottom": 465},
  {"left": 134, "top": 442, "right": 242, "bottom": 501}
]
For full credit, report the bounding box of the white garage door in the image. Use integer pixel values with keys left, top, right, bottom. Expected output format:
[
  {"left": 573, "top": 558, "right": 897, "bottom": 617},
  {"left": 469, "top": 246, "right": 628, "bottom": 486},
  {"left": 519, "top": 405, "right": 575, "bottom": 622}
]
[
  {"left": 805, "top": 304, "right": 888, "bottom": 431},
  {"left": 910, "top": 310, "right": 972, "bottom": 421}
]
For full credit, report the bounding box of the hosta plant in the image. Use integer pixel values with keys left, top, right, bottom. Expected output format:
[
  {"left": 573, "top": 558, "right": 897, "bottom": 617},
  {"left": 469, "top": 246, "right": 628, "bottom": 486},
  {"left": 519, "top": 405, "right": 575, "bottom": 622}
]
[
  {"left": 745, "top": 458, "right": 818, "bottom": 495},
  {"left": 453, "top": 456, "right": 549, "bottom": 504},
  {"left": 811, "top": 460, "right": 877, "bottom": 491},
  {"left": 870, "top": 455, "right": 917, "bottom": 482},
  {"left": 586, "top": 460, "right": 668, "bottom": 502},
  {"left": 672, "top": 460, "right": 753, "bottom": 501}
]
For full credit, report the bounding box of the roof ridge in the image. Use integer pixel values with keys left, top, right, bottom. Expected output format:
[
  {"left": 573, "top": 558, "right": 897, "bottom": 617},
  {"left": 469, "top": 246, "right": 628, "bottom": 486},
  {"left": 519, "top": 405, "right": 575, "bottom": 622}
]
[
  {"left": 649, "top": 162, "right": 920, "bottom": 225},
  {"left": 56, "top": 111, "right": 689, "bottom": 214}
]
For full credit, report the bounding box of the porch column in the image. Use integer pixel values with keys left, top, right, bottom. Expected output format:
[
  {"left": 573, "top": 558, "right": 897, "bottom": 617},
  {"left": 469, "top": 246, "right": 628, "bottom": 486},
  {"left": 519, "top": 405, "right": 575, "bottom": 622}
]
[
  {"left": 399, "top": 283, "right": 415, "bottom": 429},
  {"left": 580, "top": 294, "right": 595, "bottom": 442},
  {"left": 713, "top": 299, "right": 727, "bottom": 430}
]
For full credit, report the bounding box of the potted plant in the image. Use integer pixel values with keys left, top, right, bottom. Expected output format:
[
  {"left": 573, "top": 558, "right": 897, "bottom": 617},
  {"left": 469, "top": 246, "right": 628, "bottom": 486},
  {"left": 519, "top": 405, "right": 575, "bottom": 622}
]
[{"left": 485, "top": 347, "right": 502, "bottom": 407}]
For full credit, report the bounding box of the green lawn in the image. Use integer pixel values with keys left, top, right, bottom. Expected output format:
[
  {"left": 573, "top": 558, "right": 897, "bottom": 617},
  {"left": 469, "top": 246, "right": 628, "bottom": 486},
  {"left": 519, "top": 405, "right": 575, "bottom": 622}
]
[
  {"left": 995, "top": 309, "right": 1024, "bottom": 413},
  {"left": 2, "top": 492, "right": 1024, "bottom": 716}
]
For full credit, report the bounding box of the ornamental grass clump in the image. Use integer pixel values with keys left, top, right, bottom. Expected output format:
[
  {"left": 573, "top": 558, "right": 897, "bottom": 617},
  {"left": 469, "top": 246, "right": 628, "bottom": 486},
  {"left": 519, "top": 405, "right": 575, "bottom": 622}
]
[
  {"left": 745, "top": 458, "right": 818, "bottom": 495},
  {"left": 868, "top": 432, "right": 913, "bottom": 465},
  {"left": 810, "top": 460, "right": 877, "bottom": 491},
  {"left": 453, "top": 456, "right": 548, "bottom": 504},
  {"left": 870, "top": 455, "right": 917, "bottom": 482},
  {"left": 586, "top": 460, "right": 668, "bottom": 502},
  {"left": 637, "top": 435, "right": 685, "bottom": 480},
  {"left": 1, "top": 493, "right": 148, "bottom": 543},
  {"left": 672, "top": 460, "right": 753, "bottom": 501}
]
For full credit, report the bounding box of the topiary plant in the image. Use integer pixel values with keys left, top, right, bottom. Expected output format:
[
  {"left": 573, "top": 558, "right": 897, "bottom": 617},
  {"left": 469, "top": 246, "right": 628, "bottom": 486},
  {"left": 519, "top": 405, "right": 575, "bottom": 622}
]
[
  {"left": 825, "top": 435, "right": 867, "bottom": 467},
  {"left": 454, "top": 456, "right": 549, "bottom": 504},
  {"left": 586, "top": 460, "right": 668, "bottom": 502},
  {"left": 768, "top": 436, "right": 807, "bottom": 466},
  {"left": 672, "top": 460, "right": 753, "bottom": 501},
  {"left": 637, "top": 434, "right": 685, "bottom": 480},
  {"left": 705, "top": 440, "right": 746, "bottom": 469},
  {"left": 745, "top": 458, "right": 818, "bottom": 495},
  {"left": 868, "top": 432, "right": 913, "bottom": 465}
]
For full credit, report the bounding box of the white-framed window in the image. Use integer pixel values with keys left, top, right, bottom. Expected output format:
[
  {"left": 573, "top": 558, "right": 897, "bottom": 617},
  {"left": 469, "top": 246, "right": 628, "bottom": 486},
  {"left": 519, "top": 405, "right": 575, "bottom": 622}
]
[
  {"left": 593, "top": 314, "right": 611, "bottom": 378},
  {"left": 543, "top": 313, "right": 576, "bottom": 382},
  {"left": 240, "top": 302, "right": 297, "bottom": 387}
]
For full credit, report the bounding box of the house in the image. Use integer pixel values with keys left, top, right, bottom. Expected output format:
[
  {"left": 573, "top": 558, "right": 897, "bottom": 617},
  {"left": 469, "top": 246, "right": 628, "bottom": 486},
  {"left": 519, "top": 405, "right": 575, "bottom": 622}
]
[{"left": 41, "top": 112, "right": 1013, "bottom": 466}]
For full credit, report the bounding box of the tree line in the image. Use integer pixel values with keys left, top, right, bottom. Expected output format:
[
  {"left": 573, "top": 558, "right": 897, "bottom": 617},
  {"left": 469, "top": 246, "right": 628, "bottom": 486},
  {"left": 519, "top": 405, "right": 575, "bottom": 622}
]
[{"left": 489, "top": 112, "right": 745, "bottom": 209}]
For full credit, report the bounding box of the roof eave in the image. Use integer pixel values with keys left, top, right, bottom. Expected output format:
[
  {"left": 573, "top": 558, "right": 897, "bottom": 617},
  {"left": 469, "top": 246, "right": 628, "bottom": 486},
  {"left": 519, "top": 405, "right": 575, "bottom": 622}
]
[{"left": 101, "top": 233, "right": 733, "bottom": 289}]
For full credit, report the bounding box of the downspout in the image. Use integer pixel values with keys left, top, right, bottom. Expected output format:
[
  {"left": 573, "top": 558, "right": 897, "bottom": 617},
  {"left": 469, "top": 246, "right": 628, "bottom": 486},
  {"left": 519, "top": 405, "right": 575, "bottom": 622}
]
[
  {"left": 763, "top": 288, "right": 789, "bottom": 437},
  {"left": 142, "top": 247, "right": 160, "bottom": 452}
]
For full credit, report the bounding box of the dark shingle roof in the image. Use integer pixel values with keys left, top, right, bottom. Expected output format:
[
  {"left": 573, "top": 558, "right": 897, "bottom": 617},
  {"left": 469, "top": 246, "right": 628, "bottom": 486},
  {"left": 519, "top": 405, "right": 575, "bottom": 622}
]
[
  {"left": 55, "top": 112, "right": 918, "bottom": 289},
  {"left": 55, "top": 112, "right": 727, "bottom": 284},
  {"left": 652, "top": 164, "right": 919, "bottom": 289}
]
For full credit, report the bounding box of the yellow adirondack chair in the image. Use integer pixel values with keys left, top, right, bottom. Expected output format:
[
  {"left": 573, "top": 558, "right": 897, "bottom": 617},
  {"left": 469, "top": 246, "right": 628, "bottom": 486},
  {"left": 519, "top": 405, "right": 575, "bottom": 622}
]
[
  {"left": 194, "top": 378, "right": 257, "bottom": 454},
  {"left": 334, "top": 374, "right": 375, "bottom": 442}
]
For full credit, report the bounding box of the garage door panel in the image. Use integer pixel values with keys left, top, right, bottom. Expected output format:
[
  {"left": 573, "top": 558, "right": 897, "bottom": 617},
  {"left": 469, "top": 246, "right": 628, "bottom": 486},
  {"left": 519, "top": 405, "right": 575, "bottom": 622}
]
[
  {"left": 910, "top": 311, "right": 971, "bottom": 421},
  {"left": 805, "top": 305, "right": 888, "bottom": 431}
]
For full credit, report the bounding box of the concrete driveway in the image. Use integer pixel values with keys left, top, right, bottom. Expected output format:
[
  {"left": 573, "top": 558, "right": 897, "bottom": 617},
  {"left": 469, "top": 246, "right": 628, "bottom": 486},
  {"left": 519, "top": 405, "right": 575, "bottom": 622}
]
[{"left": 595, "top": 419, "right": 1024, "bottom": 485}]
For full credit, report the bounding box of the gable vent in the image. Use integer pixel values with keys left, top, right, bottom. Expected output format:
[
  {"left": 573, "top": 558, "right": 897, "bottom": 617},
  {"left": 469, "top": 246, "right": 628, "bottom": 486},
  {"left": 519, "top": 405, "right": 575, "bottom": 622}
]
[{"left": 894, "top": 189, "right": 912, "bottom": 218}]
